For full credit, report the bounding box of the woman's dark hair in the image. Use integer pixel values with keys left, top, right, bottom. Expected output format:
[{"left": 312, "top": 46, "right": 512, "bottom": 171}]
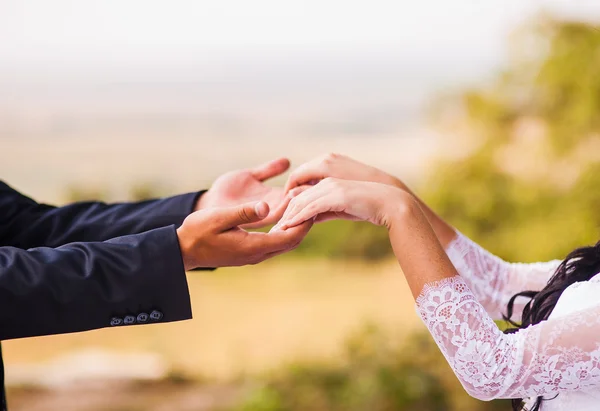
[{"left": 503, "top": 240, "right": 600, "bottom": 411}]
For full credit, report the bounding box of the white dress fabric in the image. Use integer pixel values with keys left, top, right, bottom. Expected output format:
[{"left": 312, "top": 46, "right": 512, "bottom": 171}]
[{"left": 415, "top": 232, "right": 600, "bottom": 410}]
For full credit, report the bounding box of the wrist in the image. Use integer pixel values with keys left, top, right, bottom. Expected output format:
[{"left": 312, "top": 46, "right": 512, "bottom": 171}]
[
  {"left": 176, "top": 226, "right": 196, "bottom": 271},
  {"left": 382, "top": 190, "right": 419, "bottom": 231},
  {"left": 194, "top": 190, "right": 213, "bottom": 212},
  {"left": 388, "top": 175, "right": 407, "bottom": 191}
]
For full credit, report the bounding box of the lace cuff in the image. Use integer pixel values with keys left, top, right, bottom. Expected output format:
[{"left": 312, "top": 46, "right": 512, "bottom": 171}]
[
  {"left": 445, "top": 232, "right": 560, "bottom": 321},
  {"left": 416, "top": 275, "right": 600, "bottom": 401}
]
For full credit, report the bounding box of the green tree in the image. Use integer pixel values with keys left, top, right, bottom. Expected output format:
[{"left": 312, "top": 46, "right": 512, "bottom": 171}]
[{"left": 424, "top": 16, "right": 600, "bottom": 262}]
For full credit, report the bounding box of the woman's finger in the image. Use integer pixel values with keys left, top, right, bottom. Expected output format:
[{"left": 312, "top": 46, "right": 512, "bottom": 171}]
[
  {"left": 282, "top": 196, "right": 341, "bottom": 229},
  {"left": 314, "top": 211, "right": 359, "bottom": 223},
  {"left": 288, "top": 185, "right": 312, "bottom": 198},
  {"left": 242, "top": 192, "right": 292, "bottom": 229},
  {"left": 280, "top": 184, "right": 327, "bottom": 224},
  {"left": 265, "top": 185, "right": 311, "bottom": 227},
  {"left": 272, "top": 186, "right": 321, "bottom": 232},
  {"left": 284, "top": 160, "right": 326, "bottom": 193}
]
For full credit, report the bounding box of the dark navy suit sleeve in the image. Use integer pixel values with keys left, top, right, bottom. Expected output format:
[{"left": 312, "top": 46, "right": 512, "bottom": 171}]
[
  {"left": 0, "top": 180, "right": 202, "bottom": 248},
  {"left": 0, "top": 225, "right": 192, "bottom": 340}
]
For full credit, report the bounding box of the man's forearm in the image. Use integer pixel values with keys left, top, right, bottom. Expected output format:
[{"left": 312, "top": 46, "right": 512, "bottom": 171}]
[
  {"left": 0, "top": 226, "right": 192, "bottom": 340},
  {"left": 0, "top": 180, "right": 204, "bottom": 248}
]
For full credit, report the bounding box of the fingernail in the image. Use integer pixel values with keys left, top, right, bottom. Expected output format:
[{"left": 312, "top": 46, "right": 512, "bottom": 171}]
[{"left": 255, "top": 202, "right": 269, "bottom": 218}]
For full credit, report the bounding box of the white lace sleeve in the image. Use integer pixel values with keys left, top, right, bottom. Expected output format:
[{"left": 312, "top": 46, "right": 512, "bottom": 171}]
[
  {"left": 416, "top": 276, "right": 600, "bottom": 401},
  {"left": 446, "top": 232, "right": 561, "bottom": 320}
]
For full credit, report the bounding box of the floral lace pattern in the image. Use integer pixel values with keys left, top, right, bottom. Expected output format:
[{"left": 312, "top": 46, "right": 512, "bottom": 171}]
[
  {"left": 416, "top": 276, "right": 600, "bottom": 401},
  {"left": 445, "top": 233, "right": 561, "bottom": 320}
]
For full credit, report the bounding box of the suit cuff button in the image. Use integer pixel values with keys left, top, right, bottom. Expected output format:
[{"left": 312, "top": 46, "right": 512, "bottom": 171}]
[
  {"left": 110, "top": 317, "right": 123, "bottom": 326},
  {"left": 123, "top": 315, "right": 136, "bottom": 325},
  {"left": 136, "top": 313, "right": 149, "bottom": 323},
  {"left": 149, "top": 310, "right": 163, "bottom": 321}
]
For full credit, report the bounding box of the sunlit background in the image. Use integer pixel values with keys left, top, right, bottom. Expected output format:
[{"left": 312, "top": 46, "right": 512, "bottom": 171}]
[{"left": 2, "top": 1, "right": 600, "bottom": 410}]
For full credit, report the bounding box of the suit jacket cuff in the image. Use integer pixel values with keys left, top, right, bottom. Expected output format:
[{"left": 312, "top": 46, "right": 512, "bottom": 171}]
[
  {"left": 132, "top": 225, "right": 193, "bottom": 323},
  {"left": 159, "top": 190, "right": 206, "bottom": 227}
]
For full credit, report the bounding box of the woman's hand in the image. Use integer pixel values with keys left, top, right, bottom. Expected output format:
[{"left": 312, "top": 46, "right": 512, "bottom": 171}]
[
  {"left": 284, "top": 153, "right": 403, "bottom": 193},
  {"left": 275, "top": 177, "right": 456, "bottom": 299},
  {"left": 273, "top": 178, "right": 414, "bottom": 231},
  {"left": 283, "top": 153, "right": 458, "bottom": 248}
]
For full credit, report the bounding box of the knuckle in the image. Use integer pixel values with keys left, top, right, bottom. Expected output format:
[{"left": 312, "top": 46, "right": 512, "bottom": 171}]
[
  {"left": 240, "top": 241, "right": 256, "bottom": 255},
  {"left": 289, "top": 200, "right": 301, "bottom": 213},
  {"left": 306, "top": 203, "right": 318, "bottom": 213},
  {"left": 324, "top": 177, "right": 340, "bottom": 188},
  {"left": 238, "top": 207, "right": 252, "bottom": 222},
  {"left": 324, "top": 152, "right": 339, "bottom": 162},
  {"left": 288, "top": 169, "right": 300, "bottom": 181}
]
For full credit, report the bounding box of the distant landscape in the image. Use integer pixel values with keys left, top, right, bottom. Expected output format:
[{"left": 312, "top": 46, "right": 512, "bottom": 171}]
[{"left": 1, "top": 52, "right": 468, "bottom": 203}]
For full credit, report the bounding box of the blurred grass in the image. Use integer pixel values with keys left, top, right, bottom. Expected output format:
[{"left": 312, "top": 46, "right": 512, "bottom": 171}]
[
  {"left": 4, "top": 259, "right": 507, "bottom": 411},
  {"left": 3, "top": 258, "right": 418, "bottom": 380},
  {"left": 230, "top": 326, "right": 509, "bottom": 411}
]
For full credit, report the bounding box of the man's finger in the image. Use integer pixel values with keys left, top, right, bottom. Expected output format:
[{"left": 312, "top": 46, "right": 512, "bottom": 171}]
[
  {"left": 245, "top": 219, "right": 313, "bottom": 254},
  {"left": 249, "top": 235, "right": 307, "bottom": 264},
  {"left": 213, "top": 201, "right": 270, "bottom": 230},
  {"left": 240, "top": 192, "right": 291, "bottom": 229},
  {"left": 250, "top": 158, "right": 291, "bottom": 182}
]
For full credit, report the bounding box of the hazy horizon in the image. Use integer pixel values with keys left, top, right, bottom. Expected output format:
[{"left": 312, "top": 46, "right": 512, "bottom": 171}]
[{"left": 2, "top": 1, "right": 600, "bottom": 201}]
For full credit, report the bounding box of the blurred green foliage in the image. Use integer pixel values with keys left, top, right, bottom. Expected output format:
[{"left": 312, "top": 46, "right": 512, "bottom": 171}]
[
  {"left": 422, "top": 17, "right": 600, "bottom": 262},
  {"left": 294, "top": 221, "right": 392, "bottom": 260},
  {"left": 230, "top": 325, "right": 508, "bottom": 411}
]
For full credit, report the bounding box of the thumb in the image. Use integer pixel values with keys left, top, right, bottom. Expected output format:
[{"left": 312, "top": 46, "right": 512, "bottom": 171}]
[{"left": 214, "top": 201, "right": 270, "bottom": 230}]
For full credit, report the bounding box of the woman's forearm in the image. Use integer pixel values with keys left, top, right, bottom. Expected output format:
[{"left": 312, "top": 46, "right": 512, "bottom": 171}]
[
  {"left": 385, "top": 192, "right": 600, "bottom": 402},
  {"left": 386, "top": 192, "right": 459, "bottom": 298},
  {"left": 389, "top": 178, "right": 457, "bottom": 249},
  {"left": 392, "top": 181, "right": 563, "bottom": 321}
]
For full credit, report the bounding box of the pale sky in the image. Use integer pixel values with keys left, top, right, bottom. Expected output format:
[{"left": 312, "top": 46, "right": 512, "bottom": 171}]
[{"left": 1, "top": 0, "right": 599, "bottom": 78}]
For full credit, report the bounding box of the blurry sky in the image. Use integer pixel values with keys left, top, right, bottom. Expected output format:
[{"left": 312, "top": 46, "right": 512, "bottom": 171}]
[
  {"left": 1, "top": 0, "right": 599, "bottom": 79},
  {"left": 1, "top": 1, "right": 600, "bottom": 200},
  {"left": 1, "top": 1, "right": 599, "bottom": 120},
  {"left": 1, "top": 0, "right": 599, "bottom": 135}
]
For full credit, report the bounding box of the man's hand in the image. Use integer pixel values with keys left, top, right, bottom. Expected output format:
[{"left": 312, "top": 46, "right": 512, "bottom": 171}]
[
  {"left": 195, "top": 158, "right": 291, "bottom": 229},
  {"left": 177, "top": 201, "right": 312, "bottom": 270}
]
